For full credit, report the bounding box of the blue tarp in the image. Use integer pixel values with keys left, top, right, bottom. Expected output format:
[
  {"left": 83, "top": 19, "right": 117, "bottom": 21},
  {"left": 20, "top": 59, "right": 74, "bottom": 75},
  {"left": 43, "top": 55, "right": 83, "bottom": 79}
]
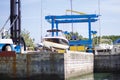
[{"left": 113, "top": 38, "right": 120, "bottom": 44}]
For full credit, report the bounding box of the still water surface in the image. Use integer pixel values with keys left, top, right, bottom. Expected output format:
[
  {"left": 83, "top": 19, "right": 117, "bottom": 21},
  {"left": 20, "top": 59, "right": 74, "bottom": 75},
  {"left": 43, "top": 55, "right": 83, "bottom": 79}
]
[
  {"left": 68, "top": 73, "right": 120, "bottom": 80},
  {"left": 0, "top": 73, "right": 120, "bottom": 80}
]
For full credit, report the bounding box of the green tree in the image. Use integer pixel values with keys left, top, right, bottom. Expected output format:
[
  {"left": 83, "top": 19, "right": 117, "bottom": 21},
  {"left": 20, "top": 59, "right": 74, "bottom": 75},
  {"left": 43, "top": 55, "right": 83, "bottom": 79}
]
[
  {"left": 93, "top": 35, "right": 120, "bottom": 45},
  {"left": 21, "top": 29, "right": 34, "bottom": 48},
  {"left": 65, "top": 32, "right": 84, "bottom": 40},
  {"left": 102, "top": 35, "right": 120, "bottom": 42}
]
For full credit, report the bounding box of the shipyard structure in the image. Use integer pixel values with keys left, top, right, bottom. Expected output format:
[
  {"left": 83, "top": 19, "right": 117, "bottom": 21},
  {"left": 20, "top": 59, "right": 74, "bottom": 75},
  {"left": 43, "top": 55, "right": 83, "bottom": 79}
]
[{"left": 0, "top": 0, "right": 101, "bottom": 80}]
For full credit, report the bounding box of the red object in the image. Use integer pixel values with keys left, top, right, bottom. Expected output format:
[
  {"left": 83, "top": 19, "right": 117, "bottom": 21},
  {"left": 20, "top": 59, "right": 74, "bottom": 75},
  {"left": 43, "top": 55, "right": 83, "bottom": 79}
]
[{"left": 0, "top": 51, "right": 16, "bottom": 57}]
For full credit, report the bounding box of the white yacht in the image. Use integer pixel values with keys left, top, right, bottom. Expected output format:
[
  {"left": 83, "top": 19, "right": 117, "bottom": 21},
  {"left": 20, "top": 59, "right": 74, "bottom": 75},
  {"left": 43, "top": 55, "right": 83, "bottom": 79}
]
[
  {"left": 95, "top": 39, "right": 113, "bottom": 50},
  {"left": 94, "top": 39, "right": 113, "bottom": 55},
  {"left": 42, "top": 29, "right": 69, "bottom": 50}
]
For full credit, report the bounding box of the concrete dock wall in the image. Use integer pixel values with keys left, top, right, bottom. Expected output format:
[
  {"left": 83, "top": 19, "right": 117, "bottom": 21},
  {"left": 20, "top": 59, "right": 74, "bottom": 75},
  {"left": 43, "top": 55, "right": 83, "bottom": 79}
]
[
  {"left": 0, "top": 51, "right": 94, "bottom": 80},
  {"left": 64, "top": 51, "right": 94, "bottom": 79},
  {"left": 94, "top": 54, "right": 120, "bottom": 73},
  {"left": 0, "top": 51, "right": 64, "bottom": 80}
]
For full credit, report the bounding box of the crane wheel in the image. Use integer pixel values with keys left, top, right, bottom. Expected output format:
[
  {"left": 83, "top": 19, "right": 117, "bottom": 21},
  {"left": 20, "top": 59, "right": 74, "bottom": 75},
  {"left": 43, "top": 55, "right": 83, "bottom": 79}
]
[{"left": 5, "top": 45, "right": 12, "bottom": 51}]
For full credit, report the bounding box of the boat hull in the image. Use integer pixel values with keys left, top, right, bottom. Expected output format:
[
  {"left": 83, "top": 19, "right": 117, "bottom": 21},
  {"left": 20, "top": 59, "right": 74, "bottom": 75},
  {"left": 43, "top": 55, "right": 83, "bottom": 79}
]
[{"left": 43, "top": 40, "right": 69, "bottom": 49}]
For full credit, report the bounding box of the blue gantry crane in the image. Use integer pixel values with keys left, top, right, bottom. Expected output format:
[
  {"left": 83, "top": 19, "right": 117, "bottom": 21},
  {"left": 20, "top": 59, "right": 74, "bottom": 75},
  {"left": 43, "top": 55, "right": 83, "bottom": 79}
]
[{"left": 45, "top": 14, "right": 99, "bottom": 52}]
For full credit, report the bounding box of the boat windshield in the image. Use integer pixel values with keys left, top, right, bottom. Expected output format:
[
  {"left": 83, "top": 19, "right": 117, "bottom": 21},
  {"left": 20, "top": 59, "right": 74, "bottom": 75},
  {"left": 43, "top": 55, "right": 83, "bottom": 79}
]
[
  {"left": 45, "top": 38, "right": 69, "bottom": 45},
  {"left": 45, "top": 29, "right": 65, "bottom": 37}
]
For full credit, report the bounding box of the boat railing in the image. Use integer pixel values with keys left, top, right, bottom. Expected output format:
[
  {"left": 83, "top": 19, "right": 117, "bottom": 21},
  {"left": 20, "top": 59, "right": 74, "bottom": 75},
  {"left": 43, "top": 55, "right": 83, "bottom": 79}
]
[{"left": 45, "top": 33, "right": 66, "bottom": 37}]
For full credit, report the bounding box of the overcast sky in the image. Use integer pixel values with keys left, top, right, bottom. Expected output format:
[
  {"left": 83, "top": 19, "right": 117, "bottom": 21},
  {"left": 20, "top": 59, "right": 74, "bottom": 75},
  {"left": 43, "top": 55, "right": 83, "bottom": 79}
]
[{"left": 0, "top": 0, "right": 120, "bottom": 43}]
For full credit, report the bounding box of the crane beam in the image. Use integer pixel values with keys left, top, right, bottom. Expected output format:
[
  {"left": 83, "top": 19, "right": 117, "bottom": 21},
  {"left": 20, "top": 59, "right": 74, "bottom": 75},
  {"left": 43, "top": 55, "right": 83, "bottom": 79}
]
[{"left": 66, "top": 10, "right": 86, "bottom": 15}]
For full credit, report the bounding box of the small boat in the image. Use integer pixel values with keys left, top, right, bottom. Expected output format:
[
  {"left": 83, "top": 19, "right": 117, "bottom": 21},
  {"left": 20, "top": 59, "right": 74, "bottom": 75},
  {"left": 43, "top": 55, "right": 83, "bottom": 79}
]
[
  {"left": 95, "top": 39, "right": 113, "bottom": 50},
  {"left": 42, "top": 29, "right": 69, "bottom": 50},
  {"left": 95, "top": 43, "right": 113, "bottom": 50},
  {"left": 94, "top": 39, "right": 113, "bottom": 55}
]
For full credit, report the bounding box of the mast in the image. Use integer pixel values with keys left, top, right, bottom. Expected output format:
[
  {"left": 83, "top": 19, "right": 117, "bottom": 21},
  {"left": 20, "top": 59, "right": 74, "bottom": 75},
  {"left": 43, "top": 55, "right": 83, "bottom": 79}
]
[
  {"left": 40, "top": 0, "right": 43, "bottom": 42},
  {"left": 70, "top": 0, "right": 73, "bottom": 33},
  {"left": 98, "top": 0, "right": 101, "bottom": 44}
]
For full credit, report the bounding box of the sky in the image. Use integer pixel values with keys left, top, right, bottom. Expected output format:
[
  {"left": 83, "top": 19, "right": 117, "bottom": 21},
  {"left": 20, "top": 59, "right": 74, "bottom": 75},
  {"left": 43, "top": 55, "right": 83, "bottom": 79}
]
[{"left": 0, "top": 0, "right": 120, "bottom": 43}]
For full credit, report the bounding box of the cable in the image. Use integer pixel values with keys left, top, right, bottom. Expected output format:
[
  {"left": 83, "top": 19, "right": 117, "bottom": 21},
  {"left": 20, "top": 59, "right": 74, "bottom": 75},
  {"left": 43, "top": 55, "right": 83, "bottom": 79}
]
[
  {"left": 0, "top": 16, "right": 10, "bottom": 33},
  {"left": 7, "top": 16, "right": 18, "bottom": 32}
]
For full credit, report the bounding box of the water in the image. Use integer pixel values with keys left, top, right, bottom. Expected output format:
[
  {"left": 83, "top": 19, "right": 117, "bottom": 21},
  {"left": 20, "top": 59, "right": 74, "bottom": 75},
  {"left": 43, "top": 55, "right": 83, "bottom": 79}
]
[
  {"left": 0, "top": 73, "right": 120, "bottom": 80},
  {"left": 68, "top": 73, "right": 120, "bottom": 80}
]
